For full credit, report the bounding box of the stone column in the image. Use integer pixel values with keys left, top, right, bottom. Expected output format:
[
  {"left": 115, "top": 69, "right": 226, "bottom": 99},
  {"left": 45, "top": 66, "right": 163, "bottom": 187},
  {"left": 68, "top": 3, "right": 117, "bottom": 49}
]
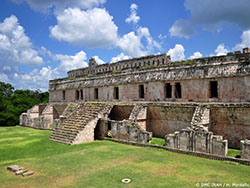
[{"left": 171, "top": 83, "right": 175, "bottom": 99}]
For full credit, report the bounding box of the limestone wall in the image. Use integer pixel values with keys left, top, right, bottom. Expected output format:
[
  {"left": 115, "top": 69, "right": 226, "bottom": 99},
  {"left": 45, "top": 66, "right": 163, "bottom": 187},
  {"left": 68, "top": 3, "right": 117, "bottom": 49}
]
[
  {"left": 49, "top": 49, "right": 250, "bottom": 103},
  {"left": 111, "top": 120, "right": 152, "bottom": 144},
  {"left": 210, "top": 104, "right": 250, "bottom": 148},
  {"left": 146, "top": 105, "right": 195, "bottom": 137}
]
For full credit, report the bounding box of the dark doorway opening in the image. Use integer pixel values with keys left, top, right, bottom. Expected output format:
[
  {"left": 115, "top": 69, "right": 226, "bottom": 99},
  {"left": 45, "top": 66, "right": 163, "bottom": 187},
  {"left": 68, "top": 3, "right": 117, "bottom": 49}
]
[
  {"left": 108, "top": 105, "right": 134, "bottom": 121},
  {"left": 210, "top": 81, "right": 218, "bottom": 98},
  {"left": 175, "top": 83, "right": 182, "bottom": 98},
  {"left": 114, "top": 87, "right": 119, "bottom": 100},
  {"left": 62, "top": 90, "right": 65, "bottom": 100},
  {"left": 80, "top": 89, "right": 83, "bottom": 100},
  {"left": 139, "top": 85, "right": 145, "bottom": 99},
  {"left": 94, "top": 88, "right": 99, "bottom": 100},
  {"left": 165, "top": 83, "right": 172, "bottom": 98}
]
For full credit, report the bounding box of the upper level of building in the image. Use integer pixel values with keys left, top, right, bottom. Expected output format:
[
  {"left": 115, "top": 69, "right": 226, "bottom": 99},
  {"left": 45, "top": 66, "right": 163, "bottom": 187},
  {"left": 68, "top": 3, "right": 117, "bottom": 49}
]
[
  {"left": 67, "top": 53, "right": 171, "bottom": 78},
  {"left": 49, "top": 48, "right": 250, "bottom": 103}
]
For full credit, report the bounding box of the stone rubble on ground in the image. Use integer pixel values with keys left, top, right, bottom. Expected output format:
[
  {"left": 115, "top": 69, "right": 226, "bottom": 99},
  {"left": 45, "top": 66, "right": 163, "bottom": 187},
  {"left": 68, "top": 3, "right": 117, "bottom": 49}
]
[{"left": 7, "top": 165, "right": 34, "bottom": 177}]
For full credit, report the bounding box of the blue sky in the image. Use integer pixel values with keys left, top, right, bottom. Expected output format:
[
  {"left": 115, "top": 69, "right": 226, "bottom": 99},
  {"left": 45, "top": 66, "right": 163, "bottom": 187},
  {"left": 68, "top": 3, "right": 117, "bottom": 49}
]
[{"left": 0, "top": 0, "right": 249, "bottom": 91}]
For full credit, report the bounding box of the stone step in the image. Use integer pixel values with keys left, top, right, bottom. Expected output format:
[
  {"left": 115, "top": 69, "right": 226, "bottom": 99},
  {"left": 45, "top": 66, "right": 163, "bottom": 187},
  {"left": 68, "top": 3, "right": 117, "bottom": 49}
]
[
  {"left": 55, "top": 127, "right": 79, "bottom": 133},
  {"left": 51, "top": 130, "right": 78, "bottom": 137},
  {"left": 49, "top": 137, "right": 72, "bottom": 145},
  {"left": 50, "top": 134, "right": 75, "bottom": 141},
  {"left": 50, "top": 133, "right": 75, "bottom": 141}
]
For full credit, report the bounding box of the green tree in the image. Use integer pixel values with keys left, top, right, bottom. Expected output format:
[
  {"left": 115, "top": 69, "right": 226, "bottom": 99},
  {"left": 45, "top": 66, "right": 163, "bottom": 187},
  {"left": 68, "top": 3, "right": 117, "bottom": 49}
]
[{"left": 0, "top": 82, "right": 49, "bottom": 126}]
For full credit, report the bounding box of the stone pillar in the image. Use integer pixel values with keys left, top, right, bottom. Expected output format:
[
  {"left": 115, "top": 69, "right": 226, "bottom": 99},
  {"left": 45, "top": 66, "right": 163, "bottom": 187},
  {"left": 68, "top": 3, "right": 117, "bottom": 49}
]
[
  {"left": 212, "top": 136, "right": 228, "bottom": 156},
  {"left": 165, "top": 134, "right": 176, "bottom": 149},
  {"left": 179, "top": 129, "right": 193, "bottom": 151},
  {"left": 240, "top": 139, "right": 250, "bottom": 160},
  {"left": 171, "top": 83, "right": 175, "bottom": 99}
]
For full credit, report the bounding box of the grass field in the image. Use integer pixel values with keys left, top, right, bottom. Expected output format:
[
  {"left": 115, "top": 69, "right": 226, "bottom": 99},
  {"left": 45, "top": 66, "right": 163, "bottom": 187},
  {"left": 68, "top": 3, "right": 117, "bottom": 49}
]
[{"left": 0, "top": 126, "right": 249, "bottom": 188}]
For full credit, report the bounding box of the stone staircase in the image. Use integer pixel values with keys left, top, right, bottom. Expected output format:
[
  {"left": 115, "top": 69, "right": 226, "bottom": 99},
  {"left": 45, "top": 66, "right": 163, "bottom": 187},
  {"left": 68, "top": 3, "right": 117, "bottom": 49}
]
[
  {"left": 191, "top": 105, "right": 210, "bottom": 127},
  {"left": 50, "top": 103, "right": 112, "bottom": 145}
]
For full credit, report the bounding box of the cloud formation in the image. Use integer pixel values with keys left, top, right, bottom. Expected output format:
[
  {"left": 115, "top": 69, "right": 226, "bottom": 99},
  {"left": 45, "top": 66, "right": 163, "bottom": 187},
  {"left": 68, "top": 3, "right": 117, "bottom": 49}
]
[
  {"left": 189, "top": 52, "right": 203, "bottom": 59},
  {"left": 50, "top": 8, "right": 119, "bottom": 48},
  {"left": 170, "top": 0, "right": 250, "bottom": 38},
  {"left": 111, "top": 53, "right": 130, "bottom": 63},
  {"left": 215, "top": 44, "right": 229, "bottom": 56},
  {"left": 233, "top": 30, "right": 250, "bottom": 51},
  {"left": 169, "top": 19, "right": 195, "bottom": 39},
  {"left": 167, "top": 44, "right": 185, "bottom": 61},
  {"left": 11, "top": 0, "right": 106, "bottom": 12},
  {"left": 125, "top": 3, "right": 140, "bottom": 24},
  {"left": 0, "top": 15, "right": 43, "bottom": 67}
]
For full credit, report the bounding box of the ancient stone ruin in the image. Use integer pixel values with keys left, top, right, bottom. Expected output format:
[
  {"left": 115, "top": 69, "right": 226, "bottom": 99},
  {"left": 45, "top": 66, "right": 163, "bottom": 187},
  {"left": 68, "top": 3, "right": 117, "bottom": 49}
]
[{"left": 20, "top": 48, "right": 250, "bottom": 160}]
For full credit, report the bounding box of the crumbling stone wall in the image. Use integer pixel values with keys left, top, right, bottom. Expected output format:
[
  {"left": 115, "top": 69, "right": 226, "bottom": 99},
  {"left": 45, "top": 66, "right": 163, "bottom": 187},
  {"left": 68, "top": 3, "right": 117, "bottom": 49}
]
[
  {"left": 110, "top": 120, "right": 152, "bottom": 144},
  {"left": 210, "top": 104, "right": 250, "bottom": 148},
  {"left": 146, "top": 105, "right": 195, "bottom": 137},
  {"left": 165, "top": 126, "right": 228, "bottom": 156},
  {"left": 20, "top": 103, "right": 68, "bottom": 130}
]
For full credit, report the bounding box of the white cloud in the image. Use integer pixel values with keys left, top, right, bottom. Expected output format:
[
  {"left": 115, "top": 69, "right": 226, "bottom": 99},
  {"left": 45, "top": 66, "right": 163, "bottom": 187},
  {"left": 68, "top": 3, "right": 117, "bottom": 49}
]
[
  {"left": 118, "top": 32, "right": 145, "bottom": 57},
  {"left": 118, "top": 27, "right": 161, "bottom": 57},
  {"left": 137, "top": 27, "right": 161, "bottom": 52},
  {"left": 111, "top": 53, "right": 130, "bottom": 63},
  {"left": 215, "top": 44, "right": 229, "bottom": 56},
  {"left": 50, "top": 8, "right": 119, "bottom": 48},
  {"left": 169, "top": 19, "right": 195, "bottom": 39},
  {"left": 125, "top": 3, "right": 140, "bottom": 24},
  {"left": 53, "top": 51, "right": 88, "bottom": 72},
  {"left": 0, "top": 15, "right": 43, "bottom": 66},
  {"left": 93, "top": 56, "right": 105, "bottom": 65},
  {"left": 12, "top": 66, "right": 60, "bottom": 91},
  {"left": 0, "top": 73, "right": 10, "bottom": 83},
  {"left": 167, "top": 44, "right": 185, "bottom": 61},
  {"left": 189, "top": 52, "right": 203, "bottom": 59},
  {"left": 233, "top": 30, "right": 250, "bottom": 51},
  {"left": 11, "top": 0, "right": 106, "bottom": 12}
]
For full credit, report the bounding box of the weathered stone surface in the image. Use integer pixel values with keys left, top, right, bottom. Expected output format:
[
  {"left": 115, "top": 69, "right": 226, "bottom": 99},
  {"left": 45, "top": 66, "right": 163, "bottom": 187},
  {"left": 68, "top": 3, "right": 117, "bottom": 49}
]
[
  {"left": 241, "top": 139, "right": 250, "bottom": 160},
  {"left": 49, "top": 49, "right": 250, "bottom": 103},
  {"left": 110, "top": 120, "right": 152, "bottom": 144},
  {"left": 22, "top": 171, "right": 34, "bottom": 177},
  {"left": 7, "top": 165, "right": 20, "bottom": 172},
  {"left": 15, "top": 170, "right": 27, "bottom": 175},
  {"left": 165, "top": 125, "right": 228, "bottom": 156}
]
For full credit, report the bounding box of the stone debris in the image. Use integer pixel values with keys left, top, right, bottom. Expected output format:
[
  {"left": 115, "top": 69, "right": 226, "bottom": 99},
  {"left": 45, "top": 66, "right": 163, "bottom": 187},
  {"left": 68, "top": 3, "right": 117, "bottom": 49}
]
[
  {"left": 7, "top": 165, "right": 34, "bottom": 177},
  {"left": 15, "top": 170, "right": 28, "bottom": 175},
  {"left": 7, "top": 165, "right": 24, "bottom": 172},
  {"left": 22, "top": 171, "right": 34, "bottom": 177}
]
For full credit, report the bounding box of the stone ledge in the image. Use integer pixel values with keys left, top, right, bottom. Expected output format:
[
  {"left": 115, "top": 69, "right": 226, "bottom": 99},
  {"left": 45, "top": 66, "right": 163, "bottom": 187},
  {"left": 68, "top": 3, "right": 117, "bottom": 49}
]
[{"left": 104, "top": 138, "right": 250, "bottom": 166}]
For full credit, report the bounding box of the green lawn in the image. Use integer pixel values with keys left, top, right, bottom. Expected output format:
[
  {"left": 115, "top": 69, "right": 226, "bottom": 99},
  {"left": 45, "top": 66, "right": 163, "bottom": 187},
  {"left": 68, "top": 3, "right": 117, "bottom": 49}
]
[{"left": 0, "top": 126, "right": 249, "bottom": 188}]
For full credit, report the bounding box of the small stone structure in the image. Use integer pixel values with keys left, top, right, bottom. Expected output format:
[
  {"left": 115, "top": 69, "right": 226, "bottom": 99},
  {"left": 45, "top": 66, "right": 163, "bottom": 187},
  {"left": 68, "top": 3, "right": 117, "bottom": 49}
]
[
  {"left": 165, "top": 105, "right": 228, "bottom": 156},
  {"left": 241, "top": 139, "right": 250, "bottom": 160},
  {"left": 20, "top": 103, "right": 68, "bottom": 130},
  {"left": 110, "top": 120, "right": 152, "bottom": 144},
  {"left": 165, "top": 125, "right": 228, "bottom": 156}
]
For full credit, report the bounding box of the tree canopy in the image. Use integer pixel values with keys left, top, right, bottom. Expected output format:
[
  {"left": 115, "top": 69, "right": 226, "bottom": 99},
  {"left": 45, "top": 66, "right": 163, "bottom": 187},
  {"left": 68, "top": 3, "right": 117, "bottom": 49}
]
[{"left": 0, "top": 82, "right": 49, "bottom": 126}]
